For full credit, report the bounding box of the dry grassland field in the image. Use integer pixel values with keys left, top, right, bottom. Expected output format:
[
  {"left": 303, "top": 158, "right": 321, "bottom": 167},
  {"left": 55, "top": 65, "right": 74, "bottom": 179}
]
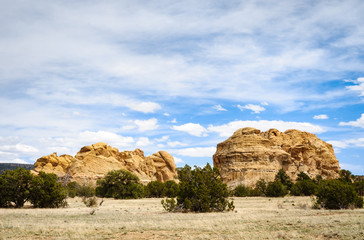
[{"left": 0, "top": 196, "right": 363, "bottom": 240}]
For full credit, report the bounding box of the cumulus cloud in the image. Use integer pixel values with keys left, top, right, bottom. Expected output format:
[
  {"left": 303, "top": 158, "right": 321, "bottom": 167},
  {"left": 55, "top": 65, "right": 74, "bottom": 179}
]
[
  {"left": 78, "top": 131, "right": 134, "bottom": 148},
  {"left": 328, "top": 138, "right": 364, "bottom": 149},
  {"left": 0, "top": 144, "right": 39, "bottom": 154},
  {"left": 346, "top": 77, "right": 364, "bottom": 96},
  {"left": 134, "top": 118, "right": 159, "bottom": 132},
  {"left": 213, "top": 104, "right": 227, "bottom": 111},
  {"left": 173, "top": 157, "right": 184, "bottom": 164},
  {"left": 136, "top": 137, "right": 153, "bottom": 147},
  {"left": 173, "top": 147, "right": 216, "bottom": 157},
  {"left": 313, "top": 114, "right": 329, "bottom": 120},
  {"left": 237, "top": 104, "right": 266, "bottom": 114},
  {"left": 208, "top": 120, "right": 325, "bottom": 137},
  {"left": 339, "top": 114, "right": 364, "bottom": 128},
  {"left": 172, "top": 123, "right": 208, "bottom": 137},
  {"left": 167, "top": 141, "right": 187, "bottom": 147}
]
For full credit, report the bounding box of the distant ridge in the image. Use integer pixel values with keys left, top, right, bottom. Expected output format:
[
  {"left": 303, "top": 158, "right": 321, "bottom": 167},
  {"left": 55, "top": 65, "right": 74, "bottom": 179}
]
[{"left": 0, "top": 163, "right": 34, "bottom": 173}]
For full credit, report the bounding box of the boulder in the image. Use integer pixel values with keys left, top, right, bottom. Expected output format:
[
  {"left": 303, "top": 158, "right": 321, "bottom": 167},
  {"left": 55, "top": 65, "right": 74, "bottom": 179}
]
[
  {"left": 33, "top": 143, "right": 177, "bottom": 185},
  {"left": 213, "top": 128, "right": 340, "bottom": 187}
]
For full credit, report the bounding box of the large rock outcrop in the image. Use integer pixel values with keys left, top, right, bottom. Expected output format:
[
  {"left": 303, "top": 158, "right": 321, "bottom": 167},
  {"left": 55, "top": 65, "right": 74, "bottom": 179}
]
[
  {"left": 33, "top": 142, "right": 177, "bottom": 185},
  {"left": 213, "top": 128, "right": 340, "bottom": 187}
]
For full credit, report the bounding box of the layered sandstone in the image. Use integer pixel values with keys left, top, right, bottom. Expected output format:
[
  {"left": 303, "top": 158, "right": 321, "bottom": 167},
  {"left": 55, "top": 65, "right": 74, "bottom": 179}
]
[
  {"left": 33, "top": 142, "right": 177, "bottom": 185},
  {"left": 213, "top": 128, "right": 340, "bottom": 187}
]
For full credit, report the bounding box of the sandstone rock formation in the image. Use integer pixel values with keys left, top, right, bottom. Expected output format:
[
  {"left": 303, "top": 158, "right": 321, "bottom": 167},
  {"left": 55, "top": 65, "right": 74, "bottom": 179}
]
[
  {"left": 213, "top": 127, "right": 340, "bottom": 187},
  {"left": 33, "top": 142, "right": 177, "bottom": 185}
]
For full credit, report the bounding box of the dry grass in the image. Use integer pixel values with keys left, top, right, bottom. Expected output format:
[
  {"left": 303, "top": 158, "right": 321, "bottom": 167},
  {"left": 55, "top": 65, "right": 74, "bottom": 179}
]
[{"left": 0, "top": 196, "right": 363, "bottom": 239}]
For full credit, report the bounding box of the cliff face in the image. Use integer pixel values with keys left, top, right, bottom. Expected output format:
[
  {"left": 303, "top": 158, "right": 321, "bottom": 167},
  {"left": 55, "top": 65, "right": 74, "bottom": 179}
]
[
  {"left": 33, "top": 142, "right": 177, "bottom": 185},
  {"left": 213, "top": 128, "right": 340, "bottom": 187}
]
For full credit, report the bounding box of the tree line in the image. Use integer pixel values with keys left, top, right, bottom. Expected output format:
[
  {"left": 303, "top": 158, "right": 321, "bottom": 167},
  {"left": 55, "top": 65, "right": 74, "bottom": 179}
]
[{"left": 0, "top": 166, "right": 363, "bottom": 211}]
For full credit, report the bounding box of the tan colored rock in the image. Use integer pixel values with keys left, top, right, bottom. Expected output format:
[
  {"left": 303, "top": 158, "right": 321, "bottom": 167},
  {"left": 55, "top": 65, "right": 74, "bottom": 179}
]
[
  {"left": 33, "top": 142, "right": 177, "bottom": 185},
  {"left": 213, "top": 127, "right": 340, "bottom": 187}
]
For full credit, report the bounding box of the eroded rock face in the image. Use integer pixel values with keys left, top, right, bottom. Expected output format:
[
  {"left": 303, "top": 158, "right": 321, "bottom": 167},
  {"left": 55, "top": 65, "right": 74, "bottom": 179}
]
[
  {"left": 33, "top": 143, "right": 177, "bottom": 185},
  {"left": 213, "top": 128, "right": 340, "bottom": 187}
]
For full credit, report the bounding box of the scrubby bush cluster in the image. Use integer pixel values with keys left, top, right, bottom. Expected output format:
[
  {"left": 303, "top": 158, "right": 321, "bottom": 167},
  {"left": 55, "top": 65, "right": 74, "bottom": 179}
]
[
  {"left": 144, "top": 180, "right": 179, "bottom": 198},
  {"left": 96, "top": 169, "right": 144, "bottom": 199},
  {"left": 0, "top": 168, "right": 67, "bottom": 208},
  {"left": 66, "top": 181, "right": 95, "bottom": 198},
  {"left": 231, "top": 169, "right": 363, "bottom": 210},
  {"left": 161, "top": 164, "right": 234, "bottom": 212}
]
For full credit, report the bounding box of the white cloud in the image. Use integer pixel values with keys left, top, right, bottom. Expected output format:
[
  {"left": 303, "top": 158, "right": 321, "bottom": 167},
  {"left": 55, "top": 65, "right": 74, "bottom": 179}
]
[
  {"left": 126, "top": 101, "right": 161, "bottom": 113},
  {"left": 213, "top": 104, "right": 227, "bottom": 111},
  {"left": 167, "top": 141, "right": 187, "bottom": 147},
  {"left": 174, "top": 157, "right": 184, "bottom": 164},
  {"left": 0, "top": 158, "right": 29, "bottom": 164},
  {"left": 340, "top": 163, "right": 364, "bottom": 174},
  {"left": 0, "top": 144, "right": 39, "bottom": 154},
  {"left": 237, "top": 104, "right": 266, "bottom": 114},
  {"left": 346, "top": 77, "right": 364, "bottom": 96},
  {"left": 136, "top": 137, "right": 153, "bottom": 147},
  {"left": 172, "top": 123, "right": 208, "bottom": 137},
  {"left": 328, "top": 138, "right": 364, "bottom": 149},
  {"left": 134, "top": 118, "right": 159, "bottom": 132},
  {"left": 313, "top": 114, "right": 329, "bottom": 120},
  {"left": 78, "top": 131, "right": 134, "bottom": 148},
  {"left": 155, "top": 136, "right": 169, "bottom": 142},
  {"left": 173, "top": 147, "right": 216, "bottom": 157},
  {"left": 339, "top": 114, "right": 364, "bottom": 128},
  {"left": 208, "top": 120, "right": 325, "bottom": 137}
]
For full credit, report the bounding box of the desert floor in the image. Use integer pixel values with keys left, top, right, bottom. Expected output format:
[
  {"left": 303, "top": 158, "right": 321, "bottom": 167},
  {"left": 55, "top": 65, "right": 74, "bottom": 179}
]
[{"left": 0, "top": 196, "right": 363, "bottom": 240}]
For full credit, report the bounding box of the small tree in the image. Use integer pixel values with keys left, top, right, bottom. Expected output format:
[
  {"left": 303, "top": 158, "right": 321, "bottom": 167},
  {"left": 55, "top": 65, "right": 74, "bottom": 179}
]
[
  {"left": 29, "top": 172, "right": 67, "bottom": 208},
  {"left": 314, "top": 179, "right": 363, "bottom": 209},
  {"left": 0, "top": 168, "right": 33, "bottom": 208},
  {"left": 265, "top": 181, "right": 288, "bottom": 197},
  {"left": 96, "top": 170, "right": 144, "bottom": 199},
  {"left": 296, "top": 172, "right": 311, "bottom": 181},
  {"left": 255, "top": 179, "right": 267, "bottom": 196},
  {"left": 339, "top": 169, "right": 353, "bottom": 183},
  {"left": 275, "top": 169, "right": 293, "bottom": 190},
  {"left": 162, "top": 164, "right": 234, "bottom": 212},
  {"left": 291, "top": 180, "right": 317, "bottom": 196}
]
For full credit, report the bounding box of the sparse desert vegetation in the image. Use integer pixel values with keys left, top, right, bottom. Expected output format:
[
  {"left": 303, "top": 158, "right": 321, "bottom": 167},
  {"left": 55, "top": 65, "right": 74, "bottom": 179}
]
[{"left": 0, "top": 196, "right": 363, "bottom": 240}]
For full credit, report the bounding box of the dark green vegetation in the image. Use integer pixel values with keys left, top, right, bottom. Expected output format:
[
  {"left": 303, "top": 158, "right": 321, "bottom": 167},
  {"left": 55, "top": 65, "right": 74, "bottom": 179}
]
[
  {"left": 95, "top": 169, "right": 144, "bottom": 199},
  {"left": 0, "top": 163, "right": 33, "bottom": 173},
  {"left": 66, "top": 182, "right": 95, "bottom": 198},
  {"left": 161, "top": 164, "right": 235, "bottom": 212},
  {"left": 29, "top": 172, "right": 68, "bottom": 208},
  {"left": 232, "top": 169, "right": 363, "bottom": 210},
  {"left": 144, "top": 180, "right": 179, "bottom": 198},
  {"left": 0, "top": 168, "right": 67, "bottom": 208}
]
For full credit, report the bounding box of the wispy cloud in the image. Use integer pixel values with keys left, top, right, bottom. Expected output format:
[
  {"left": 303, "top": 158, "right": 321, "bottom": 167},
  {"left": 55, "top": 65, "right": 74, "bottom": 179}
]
[
  {"left": 213, "top": 104, "right": 227, "bottom": 111},
  {"left": 339, "top": 114, "right": 364, "bottom": 128},
  {"left": 313, "top": 114, "right": 329, "bottom": 120},
  {"left": 237, "top": 104, "right": 266, "bottom": 114},
  {"left": 172, "top": 123, "right": 208, "bottom": 137}
]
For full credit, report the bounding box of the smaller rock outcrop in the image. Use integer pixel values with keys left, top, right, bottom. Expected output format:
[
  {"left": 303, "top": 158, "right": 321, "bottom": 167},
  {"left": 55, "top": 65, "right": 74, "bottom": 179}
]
[{"left": 33, "top": 143, "right": 177, "bottom": 185}]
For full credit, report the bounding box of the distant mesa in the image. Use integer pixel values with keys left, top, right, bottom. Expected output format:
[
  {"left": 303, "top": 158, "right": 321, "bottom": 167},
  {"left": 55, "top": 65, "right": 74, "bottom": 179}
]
[
  {"left": 33, "top": 142, "right": 177, "bottom": 185},
  {"left": 213, "top": 127, "right": 341, "bottom": 187}
]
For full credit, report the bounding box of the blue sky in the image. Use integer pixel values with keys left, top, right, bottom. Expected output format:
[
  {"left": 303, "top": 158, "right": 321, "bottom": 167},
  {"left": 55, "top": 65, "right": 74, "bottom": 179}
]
[{"left": 0, "top": 0, "right": 364, "bottom": 175}]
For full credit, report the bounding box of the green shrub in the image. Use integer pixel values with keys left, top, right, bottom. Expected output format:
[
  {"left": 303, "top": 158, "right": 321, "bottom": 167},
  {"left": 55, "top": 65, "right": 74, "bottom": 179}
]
[
  {"left": 145, "top": 181, "right": 166, "bottom": 198},
  {"left": 265, "top": 181, "right": 288, "bottom": 197},
  {"left": 353, "top": 179, "right": 364, "bottom": 196},
  {"left": 66, "top": 182, "right": 95, "bottom": 198},
  {"left": 82, "top": 196, "right": 98, "bottom": 208},
  {"left": 164, "top": 180, "right": 179, "bottom": 198},
  {"left": 314, "top": 179, "right": 363, "bottom": 209},
  {"left": 0, "top": 168, "right": 34, "bottom": 208},
  {"left": 296, "top": 172, "right": 311, "bottom": 181},
  {"left": 291, "top": 180, "right": 317, "bottom": 196},
  {"left": 162, "top": 164, "right": 234, "bottom": 212},
  {"left": 339, "top": 169, "right": 353, "bottom": 183},
  {"left": 29, "top": 172, "right": 67, "bottom": 208},
  {"left": 275, "top": 169, "right": 293, "bottom": 190},
  {"left": 96, "top": 170, "right": 144, "bottom": 199},
  {"left": 233, "top": 184, "right": 261, "bottom": 197},
  {"left": 255, "top": 179, "right": 267, "bottom": 195}
]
